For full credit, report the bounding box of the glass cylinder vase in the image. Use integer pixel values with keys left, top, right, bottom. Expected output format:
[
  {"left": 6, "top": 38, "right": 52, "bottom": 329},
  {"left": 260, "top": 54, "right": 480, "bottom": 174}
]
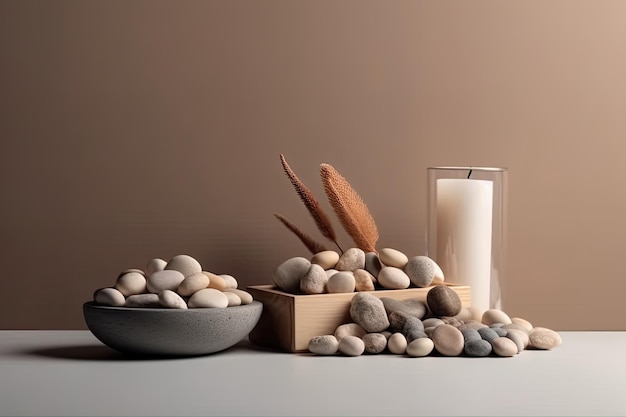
[{"left": 426, "top": 166, "right": 508, "bottom": 319}]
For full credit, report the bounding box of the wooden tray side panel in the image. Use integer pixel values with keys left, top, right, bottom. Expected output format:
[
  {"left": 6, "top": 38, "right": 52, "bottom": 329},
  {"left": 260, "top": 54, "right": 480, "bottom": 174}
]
[{"left": 247, "top": 286, "right": 295, "bottom": 352}]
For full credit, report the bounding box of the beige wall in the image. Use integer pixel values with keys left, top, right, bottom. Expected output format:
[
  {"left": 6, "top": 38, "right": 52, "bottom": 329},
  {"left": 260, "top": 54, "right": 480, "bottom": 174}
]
[{"left": 2, "top": 1, "right": 626, "bottom": 330}]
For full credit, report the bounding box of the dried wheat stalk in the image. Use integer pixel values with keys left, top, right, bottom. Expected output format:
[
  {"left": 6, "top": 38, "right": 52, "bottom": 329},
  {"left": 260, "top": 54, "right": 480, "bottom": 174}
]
[
  {"left": 280, "top": 154, "right": 342, "bottom": 252},
  {"left": 274, "top": 213, "right": 328, "bottom": 254},
  {"left": 320, "top": 163, "right": 379, "bottom": 253}
]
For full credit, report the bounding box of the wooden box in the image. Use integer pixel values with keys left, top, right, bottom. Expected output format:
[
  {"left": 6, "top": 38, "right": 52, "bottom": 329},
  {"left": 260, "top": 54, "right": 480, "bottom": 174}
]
[{"left": 247, "top": 284, "right": 471, "bottom": 353}]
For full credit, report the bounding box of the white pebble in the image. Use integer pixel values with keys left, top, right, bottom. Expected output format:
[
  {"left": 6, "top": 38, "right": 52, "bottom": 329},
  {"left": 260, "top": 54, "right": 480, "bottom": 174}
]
[
  {"left": 334, "top": 323, "right": 367, "bottom": 341},
  {"left": 327, "top": 271, "right": 355, "bottom": 293},
  {"left": 177, "top": 273, "right": 209, "bottom": 296},
  {"left": 379, "top": 248, "right": 409, "bottom": 268},
  {"left": 115, "top": 272, "right": 147, "bottom": 296},
  {"left": 309, "top": 335, "right": 339, "bottom": 355},
  {"left": 188, "top": 288, "right": 229, "bottom": 308},
  {"left": 482, "top": 309, "right": 512, "bottom": 326},
  {"left": 377, "top": 267, "right": 410, "bottom": 289},
  {"left": 219, "top": 274, "right": 238, "bottom": 289},
  {"left": 158, "top": 290, "right": 188, "bottom": 309},
  {"left": 165, "top": 254, "right": 202, "bottom": 278},
  {"left": 222, "top": 288, "right": 254, "bottom": 304},
  {"left": 146, "top": 258, "right": 167, "bottom": 276},
  {"left": 94, "top": 288, "right": 125, "bottom": 306},
  {"left": 146, "top": 270, "right": 185, "bottom": 293},
  {"left": 338, "top": 335, "right": 365, "bottom": 356},
  {"left": 224, "top": 291, "right": 242, "bottom": 307},
  {"left": 407, "top": 337, "right": 435, "bottom": 357},
  {"left": 388, "top": 333, "right": 408, "bottom": 354}
]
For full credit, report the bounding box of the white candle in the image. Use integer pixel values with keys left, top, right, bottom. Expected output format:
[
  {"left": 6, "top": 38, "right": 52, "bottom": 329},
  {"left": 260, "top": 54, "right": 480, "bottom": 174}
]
[{"left": 436, "top": 178, "right": 493, "bottom": 317}]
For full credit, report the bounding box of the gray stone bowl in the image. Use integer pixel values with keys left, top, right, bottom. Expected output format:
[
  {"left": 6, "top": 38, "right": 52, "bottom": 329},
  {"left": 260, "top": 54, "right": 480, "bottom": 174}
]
[{"left": 83, "top": 301, "right": 262, "bottom": 356}]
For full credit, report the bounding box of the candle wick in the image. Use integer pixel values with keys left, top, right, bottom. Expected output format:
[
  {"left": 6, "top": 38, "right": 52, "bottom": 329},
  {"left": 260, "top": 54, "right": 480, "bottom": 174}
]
[{"left": 467, "top": 169, "right": 473, "bottom": 179}]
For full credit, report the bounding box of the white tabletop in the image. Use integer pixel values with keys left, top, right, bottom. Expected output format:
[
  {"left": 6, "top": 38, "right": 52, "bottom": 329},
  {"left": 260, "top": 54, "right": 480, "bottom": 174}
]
[{"left": 0, "top": 331, "right": 624, "bottom": 416}]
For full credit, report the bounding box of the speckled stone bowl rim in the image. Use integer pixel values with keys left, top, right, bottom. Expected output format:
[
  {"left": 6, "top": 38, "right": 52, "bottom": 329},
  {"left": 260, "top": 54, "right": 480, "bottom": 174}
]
[{"left": 83, "top": 300, "right": 263, "bottom": 357}]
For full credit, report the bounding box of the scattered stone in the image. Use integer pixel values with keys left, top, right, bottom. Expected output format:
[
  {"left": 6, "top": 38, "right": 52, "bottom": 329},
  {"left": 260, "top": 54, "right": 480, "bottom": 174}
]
[
  {"left": 273, "top": 257, "right": 311, "bottom": 293},
  {"left": 364, "top": 252, "right": 383, "bottom": 277},
  {"left": 177, "top": 273, "right": 210, "bottom": 296},
  {"left": 146, "top": 270, "right": 185, "bottom": 293},
  {"left": 491, "top": 337, "right": 518, "bottom": 357},
  {"left": 379, "top": 248, "right": 409, "bottom": 268},
  {"left": 165, "top": 254, "right": 202, "bottom": 278},
  {"left": 431, "top": 324, "right": 464, "bottom": 356},
  {"left": 427, "top": 285, "right": 462, "bottom": 317},
  {"left": 309, "top": 335, "right": 339, "bottom": 355},
  {"left": 327, "top": 271, "right": 356, "bottom": 293},
  {"left": 511, "top": 317, "right": 534, "bottom": 333},
  {"left": 334, "top": 323, "right": 367, "bottom": 341},
  {"left": 381, "top": 297, "right": 428, "bottom": 319},
  {"left": 492, "top": 327, "right": 508, "bottom": 337},
  {"left": 146, "top": 258, "right": 167, "bottom": 276},
  {"left": 478, "top": 327, "right": 500, "bottom": 342},
  {"left": 223, "top": 292, "right": 242, "bottom": 307},
  {"left": 506, "top": 328, "right": 530, "bottom": 348},
  {"left": 404, "top": 256, "right": 441, "bottom": 288},
  {"left": 311, "top": 251, "right": 340, "bottom": 270},
  {"left": 529, "top": 327, "right": 562, "bottom": 350},
  {"left": 388, "top": 333, "right": 408, "bottom": 354},
  {"left": 407, "top": 337, "right": 435, "bottom": 357},
  {"left": 423, "top": 318, "right": 445, "bottom": 328},
  {"left": 388, "top": 311, "right": 412, "bottom": 332},
  {"left": 336, "top": 248, "right": 366, "bottom": 271},
  {"left": 115, "top": 272, "right": 147, "bottom": 296},
  {"left": 377, "top": 267, "right": 410, "bottom": 289},
  {"left": 464, "top": 339, "right": 492, "bottom": 357},
  {"left": 125, "top": 293, "right": 160, "bottom": 308},
  {"left": 350, "top": 292, "right": 390, "bottom": 332},
  {"left": 354, "top": 269, "right": 376, "bottom": 292},
  {"left": 461, "top": 329, "right": 482, "bottom": 343},
  {"left": 187, "top": 288, "right": 229, "bottom": 308},
  {"left": 94, "top": 287, "right": 125, "bottom": 306},
  {"left": 300, "top": 264, "right": 328, "bottom": 294},
  {"left": 482, "top": 309, "right": 512, "bottom": 326},
  {"left": 158, "top": 290, "right": 188, "bottom": 309},
  {"left": 362, "top": 333, "right": 387, "bottom": 354},
  {"left": 222, "top": 288, "right": 253, "bottom": 304},
  {"left": 505, "top": 330, "right": 525, "bottom": 353},
  {"left": 338, "top": 335, "right": 365, "bottom": 356}
]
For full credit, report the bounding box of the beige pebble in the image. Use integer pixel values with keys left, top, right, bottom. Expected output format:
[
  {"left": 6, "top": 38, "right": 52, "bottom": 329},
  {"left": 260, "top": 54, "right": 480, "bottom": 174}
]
[
  {"left": 188, "top": 288, "right": 229, "bottom": 308},
  {"left": 505, "top": 330, "right": 525, "bottom": 353},
  {"left": 146, "top": 258, "right": 167, "bottom": 276},
  {"left": 203, "top": 272, "right": 228, "bottom": 291},
  {"left": 327, "top": 271, "right": 355, "bottom": 293},
  {"left": 506, "top": 328, "right": 530, "bottom": 348},
  {"left": 406, "top": 337, "right": 435, "bottom": 357},
  {"left": 311, "top": 251, "right": 340, "bottom": 270},
  {"left": 502, "top": 322, "right": 531, "bottom": 335},
  {"left": 431, "top": 324, "right": 464, "bottom": 356},
  {"left": 481, "top": 309, "right": 512, "bottom": 326},
  {"left": 338, "top": 335, "right": 365, "bottom": 356},
  {"left": 491, "top": 337, "right": 518, "bottom": 357},
  {"left": 158, "top": 290, "right": 188, "bottom": 309},
  {"left": 177, "top": 273, "right": 209, "bottom": 296},
  {"left": 378, "top": 248, "right": 409, "bottom": 268},
  {"left": 118, "top": 268, "right": 145, "bottom": 278},
  {"left": 146, "top": 270, "right": 185, "bottom": 293},
  {"left": 325, "top": 269, "right": 338, "bottom": 278},
  {"left": 309, "top": 335, "right": 339, "bottom": 355},
  {"left": 115, "top": 272, "right": 147, "bottom": 296},
  {"left": 529, "top": 327, "right": 562, "bottom": 349},
  {"left": 165, "top": 254, "right": 202, "bottom": 278},
  {"left": 387, "top": 333, "right": 408, "bottom": 354},
  {"left": 222, "top": 288, "right": 253, "bottom": 304},
  {"left": 334, "top": 323, "right": 367, "bottom": 341},
  {"left": 381, "top": 330, "right": 392, "bottom": 339},
  {"left": 300, "top": 264, "right": 328, "bottom": 294},
  {"left": 335, "top": 248, "right": 365, "bottom": 271},
  {"left": 94, "top": 288, "right": 125, "bottom": 306},
  {"left": 377, "top": 267, "right": 410, "bottom": 290},
  {"left": 354, "top": 269, "right": 376, "bottom": 292},
  {"left": 511, "top": 317, "right": 534, "bottom": 333},
  {"left": 223, "top": 291, "right": 242, "bottom": 307},
  {"left": 219, "top": 274, "right": 238, "bottom": 289}
]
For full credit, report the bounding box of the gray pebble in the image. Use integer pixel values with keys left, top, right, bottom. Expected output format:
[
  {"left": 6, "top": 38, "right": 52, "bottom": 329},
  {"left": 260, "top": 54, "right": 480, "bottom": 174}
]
[
  {"left": 405, "top": 329, "right": 428, "bottom": 343},
  {"left": 381, "top": 297, "right": 428, "bottom": 320},
  {"left": 492, "top": 327, "right": 508, "bottom": 337},
  {"left": 362, "top": 333, "right": 387, "bottom": 354},
  {"left": 124, "top": 293, "right": 161, "bottom": 308},
  {"left": 457, "top": 320, "right": 487, "bottom": 331},
  {"left": 461, "top": 329, "right": 482, "bottom": 343},
  {"left": 502, "top": 322, "right": 531, "bottom": 335},
  {"left": 404, "top": 256, "right": 437, "bottom": 288},
  {"left": 308, "top": 335, "right": 339, "bottom": 355},
  {"left": 505, "top": 331, "right": 525, "bottom": 353},
  {"left": 464, "top": 339, "right": 493, "bottom": 357},
  {"left": 364, "top": 252, "right": 383, "bottom": 277},
  {"left": 350, "top": 292, "right": 390, "bottom": 332},
  {"left": 327, "top": 271, "right": 356, "bottom": 293},
  {"left": 422, "top": 318, "right": 445, "bottom": 328},
  {"left": 388, "top": 311, "right": 412, "bottom": 332},
  {"left": 478, "top": 327, "right": 500, "bottom": 342},
  {"left": 426, "top": 285, "right": 462, "bottom": 317},
  {"left": 273, "top": 257, "right": 311, "bottom": 293},
  {"left": 300, "top": 264, "right": 328, "bottom": 294}
]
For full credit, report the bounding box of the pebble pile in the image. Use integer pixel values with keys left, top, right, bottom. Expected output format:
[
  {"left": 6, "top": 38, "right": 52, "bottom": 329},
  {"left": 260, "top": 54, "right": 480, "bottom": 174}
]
[
  {"left": 93, "top": 254, "right": 254, "bottom": 309},
  {"left": 308, "top": 287, "right": 562, "bottom": 357},
  {"left": 274, "top": 247, "right": 445, "bottom": 294}
]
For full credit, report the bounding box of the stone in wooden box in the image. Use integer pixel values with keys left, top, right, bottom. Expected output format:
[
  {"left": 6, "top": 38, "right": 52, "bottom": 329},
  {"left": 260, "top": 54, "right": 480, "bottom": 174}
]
[{"left": 247, "top": 284, "right": 471, "bottom": 353}]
